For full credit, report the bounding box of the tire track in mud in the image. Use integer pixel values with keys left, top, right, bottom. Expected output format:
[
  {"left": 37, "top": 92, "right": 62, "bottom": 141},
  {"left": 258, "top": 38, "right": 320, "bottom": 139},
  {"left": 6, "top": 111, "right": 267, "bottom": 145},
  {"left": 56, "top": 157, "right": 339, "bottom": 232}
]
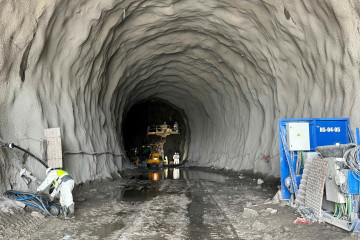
[
  {"left": 106, "top": 179, "right": 190, "bottom": 240},
  {"left": 0, "top": 208, "right": 48, "bottom": 240},
  {"left": 185, "top": 179, "right": 239, "bottom": 239}
]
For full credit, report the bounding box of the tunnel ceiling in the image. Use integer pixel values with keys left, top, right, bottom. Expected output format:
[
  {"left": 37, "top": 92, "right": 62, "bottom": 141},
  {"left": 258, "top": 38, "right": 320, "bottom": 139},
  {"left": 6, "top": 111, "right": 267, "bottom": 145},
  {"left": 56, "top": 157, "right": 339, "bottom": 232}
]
[{"left": 1, "top": 0, "right": 360, "bottom": 188}]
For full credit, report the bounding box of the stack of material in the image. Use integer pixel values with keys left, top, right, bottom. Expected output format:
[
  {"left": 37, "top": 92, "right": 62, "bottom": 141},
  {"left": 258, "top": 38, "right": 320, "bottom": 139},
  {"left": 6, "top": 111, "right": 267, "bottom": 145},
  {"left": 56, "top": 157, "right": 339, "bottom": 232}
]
[
  {"left": 295, "top": 158, "right": 313, "bottom": 207},
  {"left": 304, "top": 158, "right": 329, "bottom": 220},
  {"left": 295, "top": 157, "right": 329, "bottom": 222}
]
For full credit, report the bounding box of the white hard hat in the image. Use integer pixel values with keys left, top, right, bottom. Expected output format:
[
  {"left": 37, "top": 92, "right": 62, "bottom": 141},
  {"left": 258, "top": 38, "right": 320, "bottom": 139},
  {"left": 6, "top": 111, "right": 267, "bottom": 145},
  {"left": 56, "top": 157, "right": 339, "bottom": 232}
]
[{"left": 46, "top": 168, "right": 53, "bottom": 175}]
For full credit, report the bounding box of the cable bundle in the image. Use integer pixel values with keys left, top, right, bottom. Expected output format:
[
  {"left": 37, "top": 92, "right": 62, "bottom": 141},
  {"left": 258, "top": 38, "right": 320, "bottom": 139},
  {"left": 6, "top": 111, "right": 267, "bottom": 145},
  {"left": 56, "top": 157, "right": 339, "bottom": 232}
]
[
  {"left": 344, "top": 146, "right": 360, "bottom": 177},
  {"left": 3, "top": 190, "right": 60, "bottom": 216}
]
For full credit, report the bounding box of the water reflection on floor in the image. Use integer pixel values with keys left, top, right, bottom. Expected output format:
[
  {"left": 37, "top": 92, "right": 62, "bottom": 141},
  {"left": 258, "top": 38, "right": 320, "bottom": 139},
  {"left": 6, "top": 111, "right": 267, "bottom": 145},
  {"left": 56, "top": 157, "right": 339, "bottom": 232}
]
[
  {"left": 71, "top": 167, "right": 286, "bottom": 239},
  {"left": 121, "top": 185, "right": 164, "bottom": 201},
  {"left": 125, "top": 167, "right": 228, "bottom": 182},
  {"left": 119, "top": 168, "right": 229, "bottom": 202},
  {"left": 114, "top": 167, "right": 253, "bottom": 239}
]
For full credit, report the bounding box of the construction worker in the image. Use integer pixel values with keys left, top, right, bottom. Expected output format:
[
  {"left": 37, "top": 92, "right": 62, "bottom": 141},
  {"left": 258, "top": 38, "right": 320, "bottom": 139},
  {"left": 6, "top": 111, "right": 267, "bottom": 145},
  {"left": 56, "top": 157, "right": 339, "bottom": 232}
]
[
  {"left": 173, "top": 152, "right": 180, "bottom": 165},
  {"left": 173, "top": 122, "right": 178, "bottom": 131},
  {"left": 36, "top": 168, "right": 75, "bottom": 219}
]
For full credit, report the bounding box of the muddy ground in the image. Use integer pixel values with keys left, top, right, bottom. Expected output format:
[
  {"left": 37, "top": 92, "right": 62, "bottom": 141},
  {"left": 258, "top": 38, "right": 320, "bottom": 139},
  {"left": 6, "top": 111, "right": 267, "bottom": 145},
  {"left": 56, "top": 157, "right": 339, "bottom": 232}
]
[{"left": 0, "top": 167, "right": 358, "bottom": 239}]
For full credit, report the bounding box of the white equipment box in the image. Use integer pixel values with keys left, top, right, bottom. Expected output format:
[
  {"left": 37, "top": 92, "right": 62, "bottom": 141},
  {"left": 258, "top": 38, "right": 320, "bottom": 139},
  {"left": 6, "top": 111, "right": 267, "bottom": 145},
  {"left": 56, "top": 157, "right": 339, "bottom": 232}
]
[{"left": 286, "top": 122, "right": 310, "bottom": 151}]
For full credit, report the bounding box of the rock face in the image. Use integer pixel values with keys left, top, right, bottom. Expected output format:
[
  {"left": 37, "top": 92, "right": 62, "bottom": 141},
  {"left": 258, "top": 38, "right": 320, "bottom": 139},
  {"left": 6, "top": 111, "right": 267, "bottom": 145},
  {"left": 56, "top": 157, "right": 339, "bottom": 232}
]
[{"left": 1, "top": 0, "right": 360, "bottom": 190}]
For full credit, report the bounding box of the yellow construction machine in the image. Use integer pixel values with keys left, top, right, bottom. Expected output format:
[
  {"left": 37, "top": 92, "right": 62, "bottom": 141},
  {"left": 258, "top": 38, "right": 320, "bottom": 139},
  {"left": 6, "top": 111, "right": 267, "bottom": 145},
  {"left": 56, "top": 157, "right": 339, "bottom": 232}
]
[{"left": 147, "top": 152, "right": 162, "bottom": 168}]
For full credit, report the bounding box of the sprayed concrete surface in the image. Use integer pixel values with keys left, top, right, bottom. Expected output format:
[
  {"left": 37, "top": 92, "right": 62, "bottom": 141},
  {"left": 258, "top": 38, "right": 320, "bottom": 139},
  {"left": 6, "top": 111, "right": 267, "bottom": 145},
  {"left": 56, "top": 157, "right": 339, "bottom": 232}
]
[
  {"left": 2, "top": 0, "right": 360, "bottom": 192},
  {"left": 0, "top": 167, "right": 357, "bottom": 240}
]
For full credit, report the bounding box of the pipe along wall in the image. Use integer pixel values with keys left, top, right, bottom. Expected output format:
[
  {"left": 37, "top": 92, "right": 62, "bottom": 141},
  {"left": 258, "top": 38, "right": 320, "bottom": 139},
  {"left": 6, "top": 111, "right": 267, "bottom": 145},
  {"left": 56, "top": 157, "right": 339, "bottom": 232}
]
[{"left": 1, "top": 0, "right": 360, "bottom": 191}]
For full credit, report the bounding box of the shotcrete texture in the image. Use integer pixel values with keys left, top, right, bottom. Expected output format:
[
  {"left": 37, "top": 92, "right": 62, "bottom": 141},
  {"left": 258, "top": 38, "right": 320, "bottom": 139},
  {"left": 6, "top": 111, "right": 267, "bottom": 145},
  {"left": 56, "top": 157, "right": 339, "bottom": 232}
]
[{"left": 1, "top": 0, "right": 360, "bottom": 190}]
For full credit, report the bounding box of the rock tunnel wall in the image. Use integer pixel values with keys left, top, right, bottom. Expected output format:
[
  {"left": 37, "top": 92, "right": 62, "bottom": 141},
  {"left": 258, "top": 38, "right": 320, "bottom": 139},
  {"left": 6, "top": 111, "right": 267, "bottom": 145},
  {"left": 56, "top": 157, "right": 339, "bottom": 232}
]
[{"left": 1, "top": 0, "right": 360, "bottom": 190}]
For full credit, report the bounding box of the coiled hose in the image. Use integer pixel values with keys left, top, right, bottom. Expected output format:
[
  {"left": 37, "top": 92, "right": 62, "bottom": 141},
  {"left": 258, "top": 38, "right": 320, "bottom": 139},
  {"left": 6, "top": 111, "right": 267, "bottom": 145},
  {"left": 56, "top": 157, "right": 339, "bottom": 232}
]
[
  {"left": 3, "top": 190, "right": 60, "bottom": 216},
  {"left": 344, "top": 146, "right": 360, "bottom": 177}
]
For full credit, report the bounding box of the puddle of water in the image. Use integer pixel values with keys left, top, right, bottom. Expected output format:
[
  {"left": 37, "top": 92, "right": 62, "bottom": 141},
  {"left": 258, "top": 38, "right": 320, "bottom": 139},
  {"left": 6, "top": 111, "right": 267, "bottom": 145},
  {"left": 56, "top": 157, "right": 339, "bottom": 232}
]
[
  {"left": 126, "top": 168, "right": 228, "bottom": 182},
  {"left": 93, "top": 222, "right": 125, "bottom": 239},
  {"left": 187, "top": 170, "right": 228, "bottom": 182},
  {"left": 121, "top": 185, "right": 164, "bottom": 201},
  {"left": 119, "top": 168, "right": 229, "bottom": 202},
  {"left": 128, "top": 168, "right": 183, "bottom": 180},
  {"left": 130, "top": 171, "right": 161, "bottom": 180}
]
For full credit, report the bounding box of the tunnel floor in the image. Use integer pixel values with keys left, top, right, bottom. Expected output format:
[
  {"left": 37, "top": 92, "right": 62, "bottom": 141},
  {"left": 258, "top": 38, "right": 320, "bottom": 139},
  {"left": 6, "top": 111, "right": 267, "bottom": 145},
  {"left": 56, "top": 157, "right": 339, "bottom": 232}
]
[{"left": 0, "top": 167, "right": 356, "bottom": 240}]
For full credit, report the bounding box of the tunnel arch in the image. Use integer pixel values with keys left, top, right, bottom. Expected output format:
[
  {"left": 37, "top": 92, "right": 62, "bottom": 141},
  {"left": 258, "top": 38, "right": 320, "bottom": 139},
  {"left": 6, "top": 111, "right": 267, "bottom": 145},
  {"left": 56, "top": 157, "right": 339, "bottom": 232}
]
[{"left": 1, "top": 0, "right": 360, "bottom": 191}]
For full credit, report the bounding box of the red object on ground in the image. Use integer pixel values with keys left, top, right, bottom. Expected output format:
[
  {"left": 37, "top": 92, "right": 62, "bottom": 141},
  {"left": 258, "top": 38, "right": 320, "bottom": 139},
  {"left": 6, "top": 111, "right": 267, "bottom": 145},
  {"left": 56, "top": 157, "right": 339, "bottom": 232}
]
[{"left": 293, "top": 217, "right": 312, "bottom": 224}]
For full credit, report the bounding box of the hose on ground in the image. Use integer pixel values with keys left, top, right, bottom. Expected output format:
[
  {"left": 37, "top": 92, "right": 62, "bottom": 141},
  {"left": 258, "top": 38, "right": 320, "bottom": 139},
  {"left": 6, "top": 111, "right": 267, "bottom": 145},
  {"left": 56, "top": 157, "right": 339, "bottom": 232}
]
[{"left": 3, "top": 190, "right": 60, "bottom": 216}]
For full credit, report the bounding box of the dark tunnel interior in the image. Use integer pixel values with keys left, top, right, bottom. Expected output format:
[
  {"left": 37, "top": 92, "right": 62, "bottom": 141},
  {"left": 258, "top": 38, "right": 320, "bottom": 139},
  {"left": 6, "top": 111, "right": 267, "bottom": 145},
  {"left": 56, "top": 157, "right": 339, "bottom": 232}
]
[{"left": 122, "top": 99, "right": 187, "bottom": 165}]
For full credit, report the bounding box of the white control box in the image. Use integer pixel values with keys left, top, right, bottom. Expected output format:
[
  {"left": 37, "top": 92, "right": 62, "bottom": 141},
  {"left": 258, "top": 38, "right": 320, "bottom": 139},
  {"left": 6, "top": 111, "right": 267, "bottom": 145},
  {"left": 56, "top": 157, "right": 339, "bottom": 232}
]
[{"left": 286, "top": 122, "right": 310, "bottom": 151}]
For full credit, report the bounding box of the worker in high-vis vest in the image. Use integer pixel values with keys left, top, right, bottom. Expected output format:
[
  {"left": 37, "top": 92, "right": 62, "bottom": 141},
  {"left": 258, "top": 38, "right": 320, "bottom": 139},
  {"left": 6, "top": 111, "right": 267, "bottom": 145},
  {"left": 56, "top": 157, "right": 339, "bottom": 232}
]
[{"left": 36, "top": 168, "right": 75, "bottom": 219}]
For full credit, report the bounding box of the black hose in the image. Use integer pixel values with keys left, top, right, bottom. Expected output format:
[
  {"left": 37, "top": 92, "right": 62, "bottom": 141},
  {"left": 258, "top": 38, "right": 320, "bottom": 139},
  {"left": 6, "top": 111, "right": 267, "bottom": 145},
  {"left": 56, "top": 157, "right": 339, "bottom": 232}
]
[
  {"left": 3, "top": 190, "right": 60, "bottom": 216},
  {"left": 9, "top": 143, "right": 48, "bottom": 168}
]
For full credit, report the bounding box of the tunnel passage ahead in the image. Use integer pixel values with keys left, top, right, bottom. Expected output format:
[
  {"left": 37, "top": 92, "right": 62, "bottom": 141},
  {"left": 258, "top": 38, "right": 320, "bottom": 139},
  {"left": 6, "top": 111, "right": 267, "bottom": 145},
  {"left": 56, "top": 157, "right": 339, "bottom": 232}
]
[
  {"left": 1, "top": 0, "right": 360, "bottom": 190},
  {"left": 122, "top": 99, "right": 188, "bottom": 164}
]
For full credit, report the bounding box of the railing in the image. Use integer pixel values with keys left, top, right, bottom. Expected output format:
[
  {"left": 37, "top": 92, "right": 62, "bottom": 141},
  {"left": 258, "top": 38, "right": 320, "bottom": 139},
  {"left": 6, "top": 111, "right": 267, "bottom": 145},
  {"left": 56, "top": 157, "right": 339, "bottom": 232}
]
[{"left": 147, "top": 125, "right": 179, "bottom": 135}]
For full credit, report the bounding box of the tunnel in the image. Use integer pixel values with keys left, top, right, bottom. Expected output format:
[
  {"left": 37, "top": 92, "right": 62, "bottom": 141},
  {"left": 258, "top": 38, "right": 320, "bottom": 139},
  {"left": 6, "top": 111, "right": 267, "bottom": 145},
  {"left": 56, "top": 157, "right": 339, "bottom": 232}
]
[
  {"left": 1, "top": 0, "right": 360, "bottom": 194},
  {"left": 122, "top": 99, "right": 188, "bottom": 163},
  {"left": 1, "top": 1, "right": 360, "bottom": 238}
]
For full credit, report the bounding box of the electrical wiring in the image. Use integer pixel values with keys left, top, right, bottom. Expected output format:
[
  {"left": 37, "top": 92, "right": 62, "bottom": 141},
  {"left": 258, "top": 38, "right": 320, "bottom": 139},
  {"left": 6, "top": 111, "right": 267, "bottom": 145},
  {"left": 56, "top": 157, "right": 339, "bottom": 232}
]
[
  {"left": 337, "top": 203, "right": 343, "bottom": 219},
  {"left": 3, "top": 190, "right": 60, "bottom": 216},
  {"left": 333, "top": 203, "right": 338, "bottom": 217},
  {"left": 63, "top": 150, "right": 125, "bottom": 157},
  {"left": 348, "top": 196, "right": 352, "bottom": 220},
  {"left": 344, "top": 146, "right": 360, "bottom": 176}
]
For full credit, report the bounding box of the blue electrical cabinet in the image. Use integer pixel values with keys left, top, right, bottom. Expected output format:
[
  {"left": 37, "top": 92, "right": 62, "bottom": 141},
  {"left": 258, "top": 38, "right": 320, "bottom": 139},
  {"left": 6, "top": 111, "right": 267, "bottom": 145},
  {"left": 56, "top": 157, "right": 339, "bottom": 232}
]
[{"left": 279, "top": 118, "right": 354, "bottom": 200}]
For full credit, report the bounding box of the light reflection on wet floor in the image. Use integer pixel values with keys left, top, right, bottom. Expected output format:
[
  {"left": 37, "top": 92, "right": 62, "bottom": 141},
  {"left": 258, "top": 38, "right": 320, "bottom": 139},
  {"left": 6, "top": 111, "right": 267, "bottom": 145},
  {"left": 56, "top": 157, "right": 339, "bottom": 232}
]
[
  {"left": 120, "top": 168, "right": 229, "bottom": 202},
  {"left": 75, "top": 167, "right": 278, "bottom": 239},
  {"left": 124, "top": 167, "right": 228, "bottom": 182},
  {"left": 114, "top": 167, "right": 245, "bottom": 239}
]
